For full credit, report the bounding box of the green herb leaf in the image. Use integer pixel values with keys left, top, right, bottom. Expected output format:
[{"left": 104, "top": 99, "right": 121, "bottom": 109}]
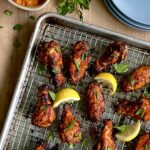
[
  {"left": 75, "top": 133, "right": 82, "bottom": 140},
  {"left": 52, "top": 67, "right": 60, "bottom": 74},
  {"left": 136, "top": 108, "right": 144, "bottom": 118},
  {"left": 127, "top": 75, "right": 136, "bottom": 86},
  {"left": 64, "top": 120, "right": 75, "bottom": 132},
  {"left": 13, "top": 38, "right": 21, "bottom": 48},
  {"left": 74, "top": 60, "right": 80, "bottom": 71},
  {"left": 57, "top": 0, "right": 91, "bottom": 20},
  {"left": 129, "top": 93, "right": 139, "bottom": 99},
  {"left": 113, "top": 125, "right": 127, "bottom": 132},
  {"left": 48, "top": 131, "right": 55, "bottom": 140},
  {"left": 4, "top": 9, "right": 13, "bottom": 16},
  {"left": 111, "top": 53, "right": 119, "bottom": 58},
  {"left": 0, "top": 26, "right": 3, "bottom": 29},
  {"left": 144, "top": 87, "right": 150, "bottom": 98},
  {"left": 68, "top": 84, "right": 76, "bottom": 89},
  {"left": 40, "top": 105, "right": 48, "bottom": 111},
  {"left": 105, "top": 148, "right": 112, "bottom": 150},
  {"left": 116, "top": 85, "right": 122, "bottom": 92},
  {"left": 48, "top": 91, "right": 56, "bottom": 101},
  {"left": 13, "top": 24, "right": 23, "bottom": 30},
  {"left": 69, "top": 144, "right": 74, "bottom": 149},
  {"left": 29, "top": 15, "right": 36, "bottom": 20},
  {"left": 55, "top": 47, "right": 61, "bottom": 52},
  {"left": 81, "top": 53, "right": 86, "bottom": 60},
  {"left": 94, "top": 90, "right": 98, "bottom": 99},
  {"left": 37, "top": 63, "right": 45, "bottom": 73},
  {"left": 114, "top": 63, "right": 128, "bottom": 73},
  {"left": 144, "top": 92, "right": 150, "bottom": 99},
  {"left": 145, "top": 144, "right": 150, "bottom": 149},
  {"left": 82, "top": 138, "right": 89, "bottom": 148}
]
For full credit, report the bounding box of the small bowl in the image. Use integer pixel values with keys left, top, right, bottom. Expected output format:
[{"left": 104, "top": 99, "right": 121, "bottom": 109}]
[{"left": 8, "top": 0, "right": 50, "bottom": 11}]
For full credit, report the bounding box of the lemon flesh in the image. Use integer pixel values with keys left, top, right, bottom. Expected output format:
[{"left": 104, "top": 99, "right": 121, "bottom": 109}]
[
  {"left": 94, "top": 73, "right": 117, "bottom": 95},
  {"left": 53, "top": 88, "right": 80, "bottom": 108},
  {"left": 115, "top": 120, "right": 141, "bottom": 142}
]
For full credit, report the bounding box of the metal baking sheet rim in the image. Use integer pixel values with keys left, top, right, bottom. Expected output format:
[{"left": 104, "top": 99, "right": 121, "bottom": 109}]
[{"left": 0, "top": 12, "right": 150, "bottom": 149}]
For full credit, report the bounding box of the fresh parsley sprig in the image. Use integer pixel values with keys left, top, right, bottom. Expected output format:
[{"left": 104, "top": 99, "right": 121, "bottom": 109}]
[{"left": 57, "top": 0, "right": 91, "bottom": 20}]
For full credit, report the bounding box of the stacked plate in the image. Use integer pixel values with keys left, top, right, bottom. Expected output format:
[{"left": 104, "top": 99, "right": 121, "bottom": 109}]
[{"left": 104, "top": 0, "right": 150, "bottom": 31}]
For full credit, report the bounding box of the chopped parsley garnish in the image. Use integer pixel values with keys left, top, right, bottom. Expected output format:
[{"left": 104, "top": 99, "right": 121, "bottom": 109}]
[
  {"left": 94, "top": 90, "right": 98, "bottom": 99},
  {"left": 37, "top": 63, "right": 45, "bottom": 73},
  {"left": 29, "top": 15, "right": 36, "bottom": 20},
  {"left": 52, "top": 67, "right": 60, "bottom": 74},
  {"left": 111, "top": 52, "right": 119, "bottom": 58},
  {"left": 129, "top": 93, "right": 139, "bottom": 99},
  {"left": 48, "top": 131, "right": 55, "bottom": 140},
  {"left": 113, "top": 125, "right": 126, "bottom": 132},
  {"left": 64, "top": 120, "right": 75, "bottom": 132},
  {"left": 13, "top": 24, "right": 23, "bottom": 30},
  {"left": 55, "top": 47, "right": 61, "bottom": 52},
  {"left": 81, "top": 53, "right": 86, "bottom": 60},
  {"left": 144, "top": 90, "right": 150, "bottom": 99},
  {"left": 127, "top": 75, "right": 136, "bottom": 86},
  {"left": 69, "top": 144, "right": 74, "bottom": 149},
  {"left": 4, "top": 9, "right": 13, "bottom": 16},
  {"left": 74, "top": 60, "right": 80, "bottom": 71},
  {"left": 106, "top": 148, "right": 112, "bottom": 150},
  {"left": 40, "top": 105, "right": 48, "bottom": 110},
  {"left": 136, "top": 108, "right": 144, "bottom": 118},
  {"left": 116, "top": 85, "right": 122, "bottom": 92},
  {"left": 13, "top": 38, "right": 21, "bottom": 48},
  {"left": 114, "top": 63, "right": 128, "bottom": 73},
  {"left": 68, "top": 84, "right": 76, "bottom": 89},
  {"left": 75, "top": 133, "right": 82, "bottom": 140},
  {"left": 82, "top": 138, "right": 89, "bottom": 148},
  {"left": 145, "top": 144, "right": 150, "bottom": 149},
  {"left": 48, "top": 91, "right": 56, "bottom": 101}
]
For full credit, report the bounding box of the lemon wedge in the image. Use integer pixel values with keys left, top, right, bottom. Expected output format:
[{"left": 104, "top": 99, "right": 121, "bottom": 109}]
[
  {"left": 115, "top": 120, "right": 141, "bottom": 142},
  {"left": 53, "top": 88, "right": 80, "bottom": 108},
  {"left": 94, "top": 73, "right": 117, "bottom": 95}
]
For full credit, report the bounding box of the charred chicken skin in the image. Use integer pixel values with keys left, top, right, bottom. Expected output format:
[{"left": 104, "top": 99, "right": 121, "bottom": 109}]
[
  {"left": 38, "top": 40, "right": 65, "bottom": 86},
  {"left": 122, "top": 65, "right": 150, "bottom": 92},
  {"left": 59, "top": 106, "right": 82, "bottom": 144},
  {"left": 135, "top": 133, "right": 150, "bottom": 150},
  {"left": 32, "top": 85, "right": 56, "bottom": 128},
  {"left": 115, "top": 96, "right": 150, "bottom": 121},
  {"left": 68, "top": 41, "right": 91, "bottom": 84},
  {"left": 95, "top": 41, "right": 128, "bottom": 72},
  {"left": 86, "top": 82, "right": 105, "bottom": 122},
  {"left": 94, "top": 120, "right": 115, "bottom": 150}
]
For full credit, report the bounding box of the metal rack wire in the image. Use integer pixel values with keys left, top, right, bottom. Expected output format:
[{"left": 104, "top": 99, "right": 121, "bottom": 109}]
[{"left": 3, "top": 21, "right": 150, "bottom": 150}]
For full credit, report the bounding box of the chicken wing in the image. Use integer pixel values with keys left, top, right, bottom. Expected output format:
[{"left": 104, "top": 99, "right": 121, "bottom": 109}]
[
  {"left": 32, "top": 84, "right": 56, "bottom": 128},
  {"left": 86, "top": 82, "right": 105, "bottom": 122},
  {"left": 135, "top": 133, "right": 150, "bottom": 150},
  {"left": 115, "top": 96, "right": 150, "bottom": 121},
  {"left": 94, "top": 120, "right": 115, "bottom": 150},
  {"left": 95, "top": 41, "right": 128, "bottom": 72},
  {"left": 35, "top": 142, "right": 46, "bottom": 150},
  {"left": 122, "top": 65, "right": 150, "bottom": 92},
  {"left": 38, "top": 40, "right": 65, "bottom": 86},
  {"left": 59, "top": 106, "right": 82, "bottom": 144},
  {"left": 68, "top": 41, "right": 91, "bottom": 84}
]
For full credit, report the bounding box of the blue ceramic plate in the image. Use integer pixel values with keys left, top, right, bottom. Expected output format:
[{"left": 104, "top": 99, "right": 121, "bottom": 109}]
[
  {"left": 112, "top": 0, "right": 150, "bottom": 26},
  {"left": 104, "top": 0, "right": 150, "bottom": 31}
]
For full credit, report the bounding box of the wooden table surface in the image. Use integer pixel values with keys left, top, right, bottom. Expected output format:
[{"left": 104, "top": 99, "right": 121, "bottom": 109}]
[{"left": 0, "top": 0, "right": 150, "bottom": 132}]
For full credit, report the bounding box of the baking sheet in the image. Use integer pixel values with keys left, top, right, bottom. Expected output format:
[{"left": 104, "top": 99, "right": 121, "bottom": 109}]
[{"left": 0, "top": 13, "right": 150, "bottom": 150}]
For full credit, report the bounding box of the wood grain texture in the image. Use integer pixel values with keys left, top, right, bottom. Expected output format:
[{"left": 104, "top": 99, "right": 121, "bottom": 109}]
[{"left": 0, "top": 0, "right": 150, "bottom": 132}]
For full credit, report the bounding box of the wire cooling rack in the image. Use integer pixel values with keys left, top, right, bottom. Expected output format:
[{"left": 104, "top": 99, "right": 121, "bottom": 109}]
[{"left": 3, "top": 21, "right": 150, "bottom": 150}]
